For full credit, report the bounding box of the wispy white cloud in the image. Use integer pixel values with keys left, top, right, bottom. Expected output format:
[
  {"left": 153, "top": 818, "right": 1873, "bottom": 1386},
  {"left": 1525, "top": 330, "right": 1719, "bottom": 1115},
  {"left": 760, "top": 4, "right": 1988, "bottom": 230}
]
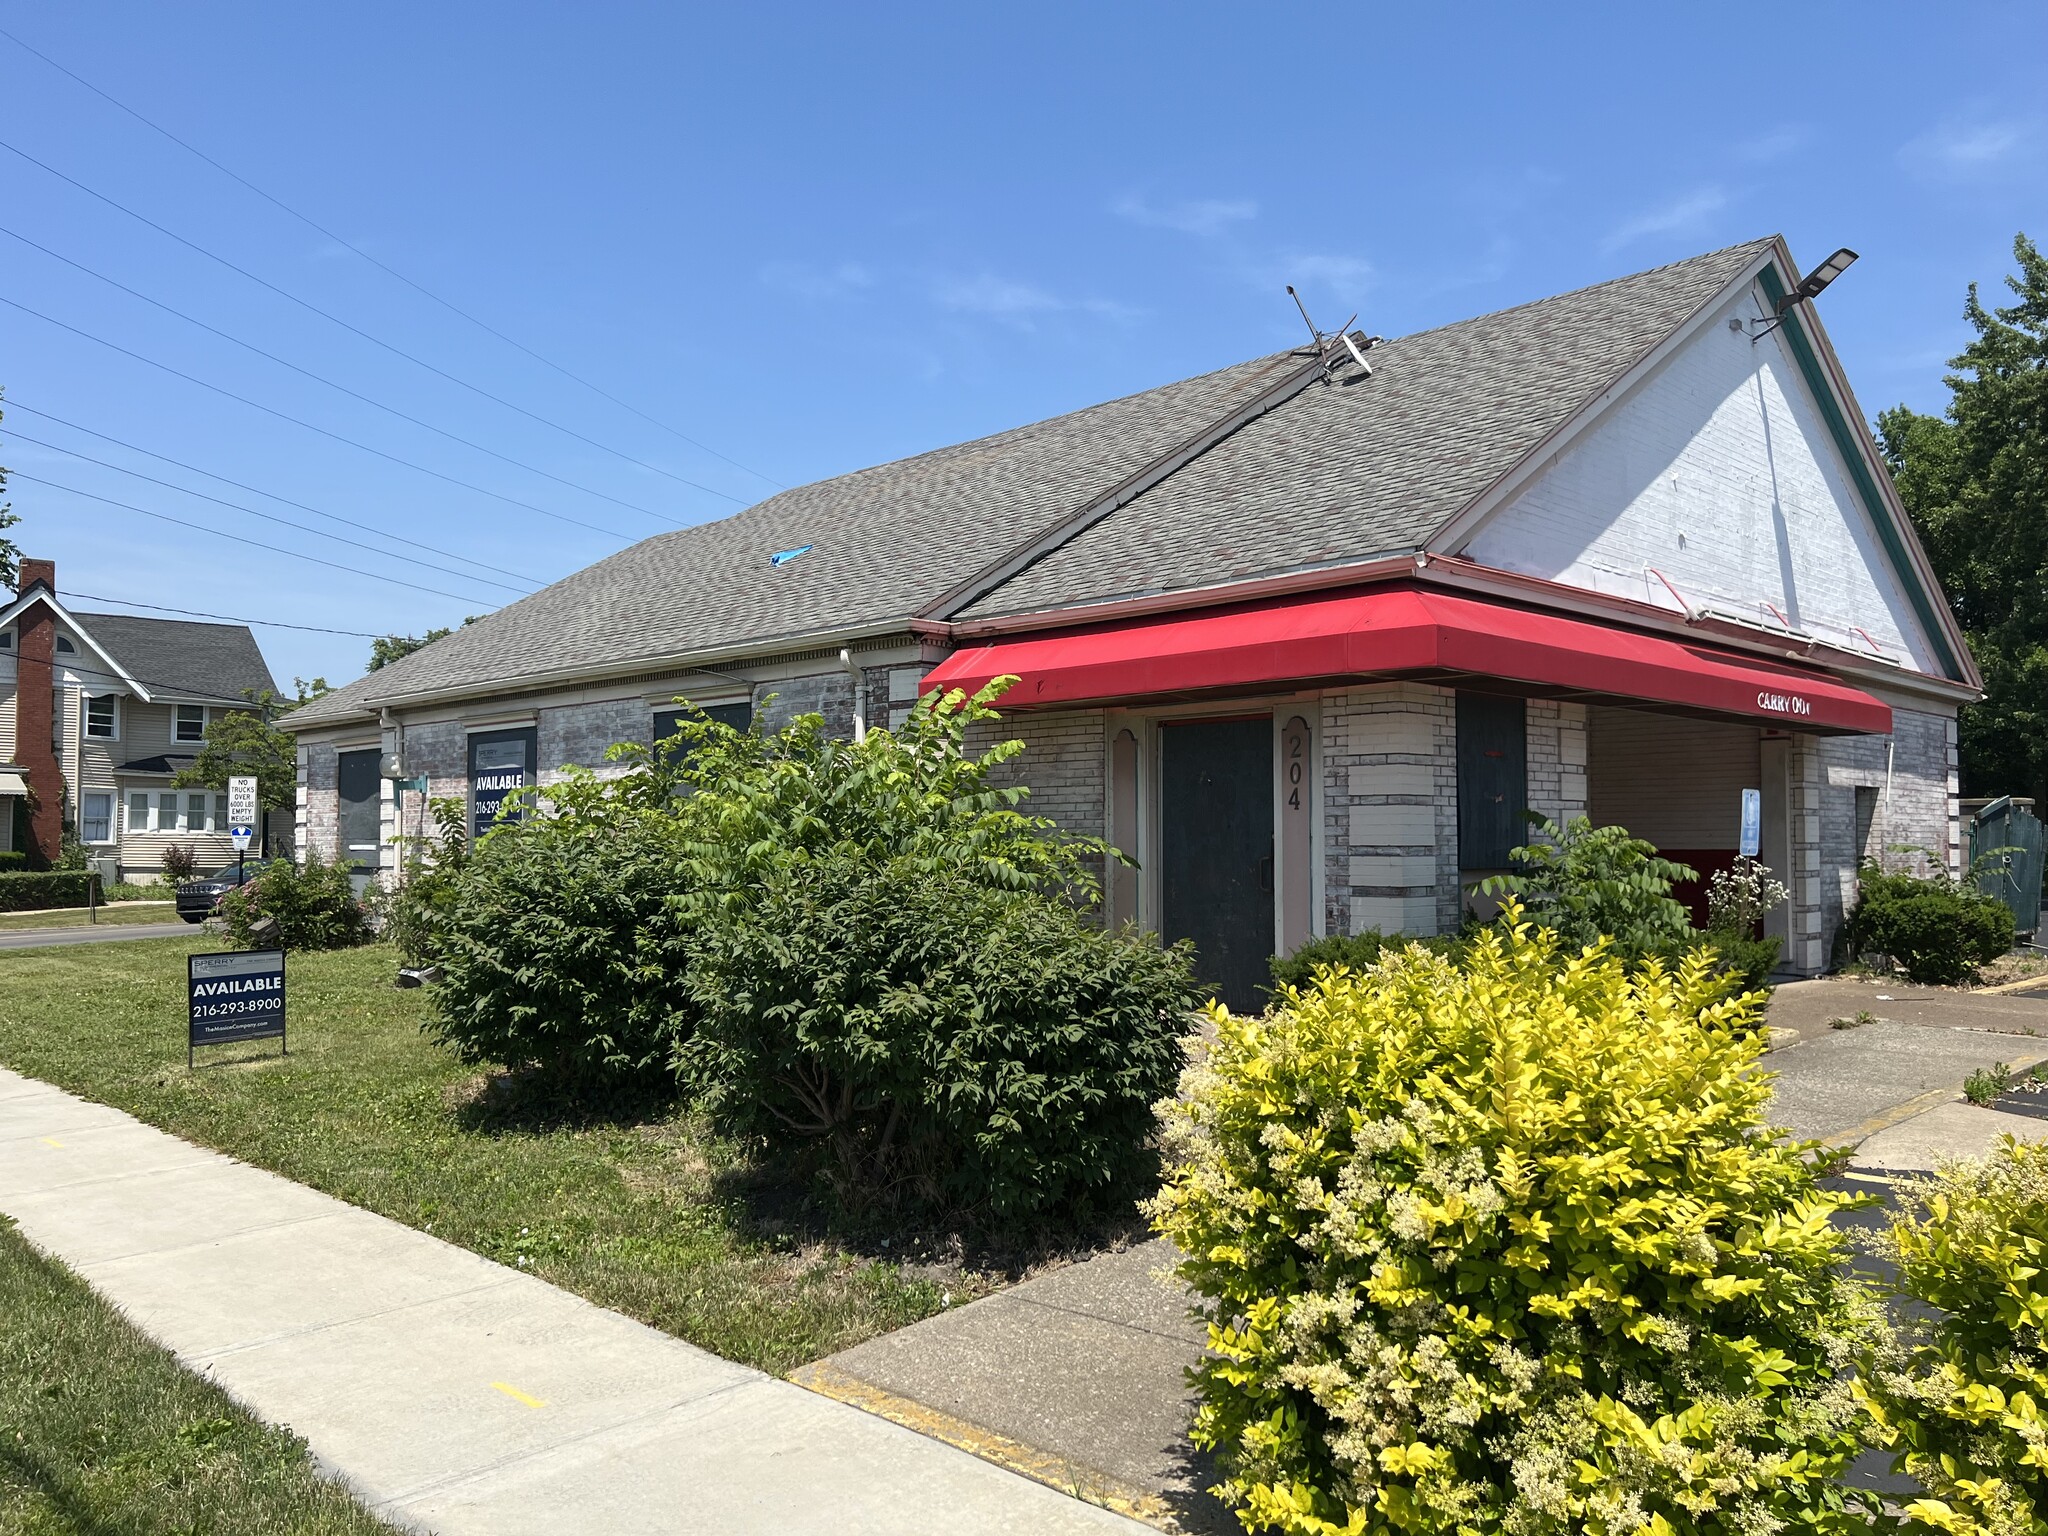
[
  {"left": 1275, "top": 253, "right": 1375, "bottom": 304},
  {"left": 933, "top": 272, "right": 1066, "bottom": 316},
  {"left": 932, "top": 272, "right": 1139, "bottom": 325},
  {"left": 1900, "top": 117, "right": 2028, "bottom": 173},
  {"left": 1735, "top": 125, "right": 1809, "bottom": 163},
  {"left": 1600, "top": 186, "right": 1728, "bottom": 253},
  {"left": 759, "top": 260, "right": 875, "bottom": 300},
  {"left": 1112, "top": 193, "right": 1258, "bottom": 237}
]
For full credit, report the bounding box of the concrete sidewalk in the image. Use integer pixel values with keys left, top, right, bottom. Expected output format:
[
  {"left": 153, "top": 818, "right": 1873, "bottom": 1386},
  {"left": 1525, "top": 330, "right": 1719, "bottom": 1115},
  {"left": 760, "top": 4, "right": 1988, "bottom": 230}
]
[{"left": 0, "top": 1067, "right": 1144, "bottom": 1536}]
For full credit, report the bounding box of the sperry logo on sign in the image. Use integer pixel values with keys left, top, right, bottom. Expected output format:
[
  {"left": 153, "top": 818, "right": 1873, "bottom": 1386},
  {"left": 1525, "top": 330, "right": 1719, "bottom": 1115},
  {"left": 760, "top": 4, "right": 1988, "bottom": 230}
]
[{"left": 1756, "top": 691, "right": 1813, "bottom": 717}]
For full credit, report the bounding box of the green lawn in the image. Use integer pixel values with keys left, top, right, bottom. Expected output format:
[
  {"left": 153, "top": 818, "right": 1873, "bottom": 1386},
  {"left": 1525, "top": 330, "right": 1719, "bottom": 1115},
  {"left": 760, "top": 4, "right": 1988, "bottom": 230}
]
[
  {"left": 0, "top": 1215, "right": 397, "bottom": 1534},
  {"left": 0, "top": 937, "right": 959, "bottom": 1373},
  {"left": 0, "top": 902, "right": 178, "bottom": 932}
]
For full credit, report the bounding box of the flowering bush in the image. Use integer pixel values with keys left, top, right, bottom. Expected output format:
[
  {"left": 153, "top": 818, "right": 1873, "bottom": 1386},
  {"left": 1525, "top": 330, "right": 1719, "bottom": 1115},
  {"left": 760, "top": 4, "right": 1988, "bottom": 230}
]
[
  {"left": 1860, "top": 1138, "right": 2048, "bottom": 1534},
  {"left": 1150, "top": 910, "right": 1877, "bottom": 1536},
  {"left": 1706, "top": 855, "right": 1789, "bottom": 935}
]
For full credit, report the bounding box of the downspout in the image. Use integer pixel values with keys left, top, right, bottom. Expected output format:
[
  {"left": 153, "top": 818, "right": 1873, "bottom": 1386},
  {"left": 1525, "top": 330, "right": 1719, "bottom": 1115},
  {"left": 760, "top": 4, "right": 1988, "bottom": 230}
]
[
  {"left": 840, "top": 649, "right": 866, "bottom": 743},
  {"left": 1880, "top": 737, "right": 1895, "bottom": 874},
  {"left": 381, "top": 707, "right": 403, "bottom": 889}
]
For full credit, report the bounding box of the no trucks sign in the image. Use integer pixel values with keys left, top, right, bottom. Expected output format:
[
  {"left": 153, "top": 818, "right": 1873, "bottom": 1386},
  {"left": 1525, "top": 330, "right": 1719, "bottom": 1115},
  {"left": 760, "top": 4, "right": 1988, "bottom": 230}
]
[{"left": 188, "top": 949, "right": 287, "bottom": 1067}]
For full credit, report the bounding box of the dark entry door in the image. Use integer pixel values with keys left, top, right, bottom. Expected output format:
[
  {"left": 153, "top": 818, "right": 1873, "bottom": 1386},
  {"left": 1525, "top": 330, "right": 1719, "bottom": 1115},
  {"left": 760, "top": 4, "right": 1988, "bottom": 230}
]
[
  {"left": 1161, "top": 717, "right": 1273, "bottom": 1014},
  {"left": 336, "top": 749, "right": 381, "bottom": 874}
]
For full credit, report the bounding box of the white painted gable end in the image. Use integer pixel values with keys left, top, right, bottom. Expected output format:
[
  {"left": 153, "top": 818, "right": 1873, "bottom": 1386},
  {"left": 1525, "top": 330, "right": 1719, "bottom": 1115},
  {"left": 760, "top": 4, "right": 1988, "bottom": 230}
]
[{"left": 1456, "top": 282, "right": 1943, "bottom": 675}]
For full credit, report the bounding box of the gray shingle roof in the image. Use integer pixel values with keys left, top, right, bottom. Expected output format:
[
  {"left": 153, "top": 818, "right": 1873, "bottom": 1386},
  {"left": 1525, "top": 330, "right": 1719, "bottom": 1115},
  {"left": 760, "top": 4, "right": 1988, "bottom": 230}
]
[
  {"left": 75, "top": 613, "right": 278, "bottom": 703},
  {"left": 958, "top": 239, "right": 1772, "bottom": 619},
  {"left": 286, "top": 239, "right": 1771, "bottom": 728}
]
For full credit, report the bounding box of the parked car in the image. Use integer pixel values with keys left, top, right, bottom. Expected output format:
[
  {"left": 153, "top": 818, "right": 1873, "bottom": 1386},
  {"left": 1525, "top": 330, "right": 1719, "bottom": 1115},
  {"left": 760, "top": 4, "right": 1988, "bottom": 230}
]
[{"left": 175, "top": 858, "right": 275, "bottom": 923}]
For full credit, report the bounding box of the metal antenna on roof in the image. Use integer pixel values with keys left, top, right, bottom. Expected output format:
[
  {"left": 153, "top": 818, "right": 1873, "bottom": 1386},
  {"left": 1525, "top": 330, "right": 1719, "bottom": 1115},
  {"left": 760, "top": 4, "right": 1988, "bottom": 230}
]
[{"left": 1286, "top": 286, "right": 1374, "bottom": 381}]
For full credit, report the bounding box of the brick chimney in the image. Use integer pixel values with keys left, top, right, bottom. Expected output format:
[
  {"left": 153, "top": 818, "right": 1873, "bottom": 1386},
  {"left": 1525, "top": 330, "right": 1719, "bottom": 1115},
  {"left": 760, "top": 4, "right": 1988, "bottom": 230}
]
[{"left": 13, "top": 558, "right": 63, "bottom": 868}]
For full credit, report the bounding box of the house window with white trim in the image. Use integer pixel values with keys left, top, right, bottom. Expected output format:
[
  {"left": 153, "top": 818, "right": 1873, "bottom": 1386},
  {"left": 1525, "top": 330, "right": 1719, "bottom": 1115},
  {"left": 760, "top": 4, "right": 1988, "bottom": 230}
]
[
  {"left": 174, "top": 704, "right": 208, "bottom": 743},
  {"left": 127, "top": 792, "right": 150, "bottom": 833},
  {"left": 158, "top": 792, "right": 183, "bottom": 832},
  {"left": 186, "top": 793, "right": 209, "bottom": 833},
  {"left": 85, "top": 695, "right": 119, "bottom": 739},
  {"left": 214, "top": 794, "right": 229, "bottom": 831},
  {"left": 81, "top": 792, "right": 113, "bottom": 844}
]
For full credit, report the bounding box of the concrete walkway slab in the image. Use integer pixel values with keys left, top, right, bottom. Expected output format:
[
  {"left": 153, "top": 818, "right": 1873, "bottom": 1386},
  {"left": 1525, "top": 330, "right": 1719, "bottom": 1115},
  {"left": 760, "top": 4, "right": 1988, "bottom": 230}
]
[
  {"left": 1761, "top": 1019, "right": 2048, "bottom": 1142},
  {"left": 802, "top": 1240, "right": 1227, "bottom": 1533},
  {"left": 1851, "top": 1100, "right": 2048, "bottom": 1174},
  {"left": 0, "top": 1066, "right": 1144, "bottom": 1535}
]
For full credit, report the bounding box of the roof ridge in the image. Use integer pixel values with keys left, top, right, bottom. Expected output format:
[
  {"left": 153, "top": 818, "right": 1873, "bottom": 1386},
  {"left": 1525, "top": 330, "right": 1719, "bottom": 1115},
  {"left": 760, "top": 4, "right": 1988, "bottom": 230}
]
[{"left": 1387, "top": 236, "right": 1777, "bottom": 348}]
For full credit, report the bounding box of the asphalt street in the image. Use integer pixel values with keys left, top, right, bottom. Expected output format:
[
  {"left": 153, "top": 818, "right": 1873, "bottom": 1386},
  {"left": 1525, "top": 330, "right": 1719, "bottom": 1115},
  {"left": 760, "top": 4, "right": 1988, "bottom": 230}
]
[{"left": 0, "top": 923, "right": 194, "bottom": 950}]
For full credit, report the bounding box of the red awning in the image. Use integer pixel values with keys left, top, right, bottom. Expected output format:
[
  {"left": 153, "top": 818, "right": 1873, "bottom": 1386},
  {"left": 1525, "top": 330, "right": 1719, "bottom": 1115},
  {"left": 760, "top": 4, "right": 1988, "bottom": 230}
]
[{"left": 923, "top": 586, "right": 1893, "bottom": 734}]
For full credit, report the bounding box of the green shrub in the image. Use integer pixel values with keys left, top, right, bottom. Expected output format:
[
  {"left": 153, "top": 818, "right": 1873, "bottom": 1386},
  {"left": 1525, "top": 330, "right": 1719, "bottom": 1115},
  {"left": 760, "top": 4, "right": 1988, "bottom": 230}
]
[
  {"left": 1150, "top": 908, "right": 1876, "bottom": 1536},
  {"left": 681, "top": 859, "right": 1195, "bottom": 1220},
  {"left": 0, "top": 850, "right": 26, "bottom": 872},
  {"left": 1480, "top": 813, "right": 1698, "bottom": 956},
  {"left": 673, "top": 683, "right": 1195, "bottom": 1222},
  {"left": 0, "top": 869, "right": 100, "bottom": 912},
  {"left": 215, "top": 851, "right": 372, "bottom": 951},
  {"left": 1268, "top": 930, "right": 1465, "bottom": 995},
  {"left": 1847, "top": 865, "right": 2016, "bottom": 984},
  {"left": 1638, "top": 927, "right": 1783, "bottom": 996},
  {"left": 425, "top": 787, "right": 695, "bottom": 1089},
  {"left": 1861, "top": 1139, "right": 2048, "bottom": 1534},
  {"left": 382, "top": 799, "right": 471, "bottom": 967}
]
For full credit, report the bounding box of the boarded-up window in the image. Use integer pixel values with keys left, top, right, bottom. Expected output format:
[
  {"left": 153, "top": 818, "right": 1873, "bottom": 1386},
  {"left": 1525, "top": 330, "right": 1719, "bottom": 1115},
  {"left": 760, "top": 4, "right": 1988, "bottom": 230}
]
[{"left": 1457, "top": 693, "right": 1527, "bottom": 871}]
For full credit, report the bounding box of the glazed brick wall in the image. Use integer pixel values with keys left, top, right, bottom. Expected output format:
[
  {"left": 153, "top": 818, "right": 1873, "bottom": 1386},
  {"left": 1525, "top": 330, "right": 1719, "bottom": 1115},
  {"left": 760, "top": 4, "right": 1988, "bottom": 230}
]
[
  {"left": 1526, "top": 699, "right": 1590, "bottom": 827},
  {"left": 1814, "top": 704, "right": 1960, "bottom": 961},
  {"left": 971, "top": 710, "right": 1107, "bottom": 840},
  {"left": 1320, "top": 682, "right": 1457, "bottom": 938},
  {"left": 539, "top": 699, "right": 646, "bottom": 784}
]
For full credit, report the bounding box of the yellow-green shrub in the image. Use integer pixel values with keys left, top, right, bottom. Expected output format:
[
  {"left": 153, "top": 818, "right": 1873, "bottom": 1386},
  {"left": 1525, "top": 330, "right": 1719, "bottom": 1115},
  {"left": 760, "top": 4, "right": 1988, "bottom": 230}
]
[
  {"left": 1149, "top": 909, "right": 1876, "bottom": 1536},
  {"left": 1860, "top": 1138, "right": 2048, "bottom": 1535}
]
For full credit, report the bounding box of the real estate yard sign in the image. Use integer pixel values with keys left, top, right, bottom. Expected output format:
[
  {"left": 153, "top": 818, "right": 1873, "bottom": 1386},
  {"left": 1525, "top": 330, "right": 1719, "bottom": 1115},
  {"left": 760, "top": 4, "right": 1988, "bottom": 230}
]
[{"left": 188, "top": 949, "right": 286, "bottom": 1067}]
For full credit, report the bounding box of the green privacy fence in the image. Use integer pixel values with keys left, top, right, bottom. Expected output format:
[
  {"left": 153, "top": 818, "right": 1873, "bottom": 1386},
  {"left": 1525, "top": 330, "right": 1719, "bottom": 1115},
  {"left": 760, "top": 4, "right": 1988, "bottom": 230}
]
[{"left": 1969, "top": 796, "right": 2045, "bottom": 938}]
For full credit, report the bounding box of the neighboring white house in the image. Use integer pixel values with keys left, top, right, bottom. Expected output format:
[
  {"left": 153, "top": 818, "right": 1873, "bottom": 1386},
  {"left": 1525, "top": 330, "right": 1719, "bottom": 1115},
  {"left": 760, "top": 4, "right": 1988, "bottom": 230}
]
[
  {"left": 281, "top": 237, "right": 1978, "bottom": 1007},
  {"left": 1, "top": 559, "right": 282, "bottom": 881}
]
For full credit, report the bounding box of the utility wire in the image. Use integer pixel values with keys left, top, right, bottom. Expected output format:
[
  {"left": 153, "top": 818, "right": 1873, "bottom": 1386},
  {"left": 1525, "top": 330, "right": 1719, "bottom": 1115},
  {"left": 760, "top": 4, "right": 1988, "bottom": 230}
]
[
  {"left": 0, "top": 399, "right": 542, "bottom": 587},
  {"left": 0, "top": 293, "right": 634, "bottom": 540},
  {"left": 0, "top": 133, "right": 752, "bottom": 508},
  {"left": 10, "top": 471, "right": 505, "bottom": 605},
  {"left": 4, "top": 428, "right": 534, "bottom": 594},
  {"left": 0, "top": 22, "right": 784, "bottom": 492},
  {"left": 0, "top": 224, "right": 687, "bottom": 525},
  {"left": 62, "top": 593, "right": 385, "bottom": 637}
]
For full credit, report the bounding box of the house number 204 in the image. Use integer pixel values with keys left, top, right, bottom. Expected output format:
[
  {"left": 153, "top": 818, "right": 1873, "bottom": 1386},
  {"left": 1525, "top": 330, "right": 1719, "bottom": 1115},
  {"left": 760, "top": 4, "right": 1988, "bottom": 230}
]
[{"left": 1285, "top": 727, "right": 1305, "bottom": 810}]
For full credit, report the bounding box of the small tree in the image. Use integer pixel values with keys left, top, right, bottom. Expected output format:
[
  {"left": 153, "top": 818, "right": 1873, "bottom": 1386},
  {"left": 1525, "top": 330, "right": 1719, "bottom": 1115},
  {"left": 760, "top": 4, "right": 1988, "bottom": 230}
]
[
  {"left": 174, "top": 690, "right": 300, "bottom": 856},
  {"left": 1480, "top": 813, "right": 1697, "bottom": 954}
]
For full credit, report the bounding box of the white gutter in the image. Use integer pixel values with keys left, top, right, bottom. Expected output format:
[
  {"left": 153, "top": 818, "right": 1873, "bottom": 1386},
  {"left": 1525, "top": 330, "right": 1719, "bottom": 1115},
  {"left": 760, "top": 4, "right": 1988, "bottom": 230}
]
[{"left": 280, "top": 618, "right": 917, "bottom": 730}]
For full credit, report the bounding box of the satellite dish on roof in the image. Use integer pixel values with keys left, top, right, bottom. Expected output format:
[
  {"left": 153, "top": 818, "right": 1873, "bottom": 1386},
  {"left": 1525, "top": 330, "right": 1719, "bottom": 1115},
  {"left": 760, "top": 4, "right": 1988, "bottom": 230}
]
[{"left": 1286, "top": 285, "right": 1376, "bottom": 381}]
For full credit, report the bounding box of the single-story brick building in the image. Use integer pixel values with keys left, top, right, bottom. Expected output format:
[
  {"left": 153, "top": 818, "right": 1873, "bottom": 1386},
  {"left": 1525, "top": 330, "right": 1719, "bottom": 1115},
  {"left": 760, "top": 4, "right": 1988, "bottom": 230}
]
[{"left": 284, "top": 236, "right": 1978, "bottom": 1008}]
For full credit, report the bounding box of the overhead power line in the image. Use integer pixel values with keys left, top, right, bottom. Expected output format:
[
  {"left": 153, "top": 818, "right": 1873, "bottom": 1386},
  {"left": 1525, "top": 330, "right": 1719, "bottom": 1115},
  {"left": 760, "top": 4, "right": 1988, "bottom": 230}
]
[
  {"left": 62, "top": 592, "right": 386, "bottom": 637},
  {"left": 0, "top": 133, "right": 753, "bottom": 508},
  {"left": 0, "top": 22, "right": 783, "bottom": 492},
  {"left": 4, "top": 428, "right": 534, "bottom": 594},
  {"left": 0, "top": 293, "right": 635, "bottom": 540},
  {"left": 0, "top": 223, "right": 688, "bottom": 526},
  {"left": 10, "top": 470, "right": 505, "bottom": 605},
  {"left": 0, "top": 399, "right": 542, "bottom": 587}
]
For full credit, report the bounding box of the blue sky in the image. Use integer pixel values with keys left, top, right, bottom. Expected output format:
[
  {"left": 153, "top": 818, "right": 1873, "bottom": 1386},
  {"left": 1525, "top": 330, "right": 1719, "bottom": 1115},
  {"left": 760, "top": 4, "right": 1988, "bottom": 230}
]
[{"left": 3, "top": 1, "right": 2042, "bottom": 687}]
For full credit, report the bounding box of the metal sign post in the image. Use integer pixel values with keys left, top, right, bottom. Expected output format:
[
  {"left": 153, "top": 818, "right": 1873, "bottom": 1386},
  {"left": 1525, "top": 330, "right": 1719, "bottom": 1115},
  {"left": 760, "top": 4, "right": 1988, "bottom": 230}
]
[{"left": 188, "top": 949, "right": 287, "bottom": 1068}]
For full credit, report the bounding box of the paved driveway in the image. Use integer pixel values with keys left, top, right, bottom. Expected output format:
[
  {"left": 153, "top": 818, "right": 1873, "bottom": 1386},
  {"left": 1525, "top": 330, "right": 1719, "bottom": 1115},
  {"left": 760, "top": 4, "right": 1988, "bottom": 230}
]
[{"left": 0, "top": 923, "right": 194, "bottom": 951}]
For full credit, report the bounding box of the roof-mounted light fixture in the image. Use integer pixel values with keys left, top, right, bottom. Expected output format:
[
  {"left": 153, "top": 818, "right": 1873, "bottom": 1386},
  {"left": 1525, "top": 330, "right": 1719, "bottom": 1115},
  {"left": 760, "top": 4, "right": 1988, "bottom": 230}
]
[{"left": 1749, "top": 247, "right": 1858, "bottom": 340}]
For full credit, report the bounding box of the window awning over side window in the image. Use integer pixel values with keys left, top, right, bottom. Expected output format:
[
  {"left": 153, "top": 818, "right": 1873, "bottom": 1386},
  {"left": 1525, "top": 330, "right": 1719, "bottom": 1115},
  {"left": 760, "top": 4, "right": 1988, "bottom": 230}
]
[{"left": 921, "top": 585, "right": 1894, "bottom": 735}]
